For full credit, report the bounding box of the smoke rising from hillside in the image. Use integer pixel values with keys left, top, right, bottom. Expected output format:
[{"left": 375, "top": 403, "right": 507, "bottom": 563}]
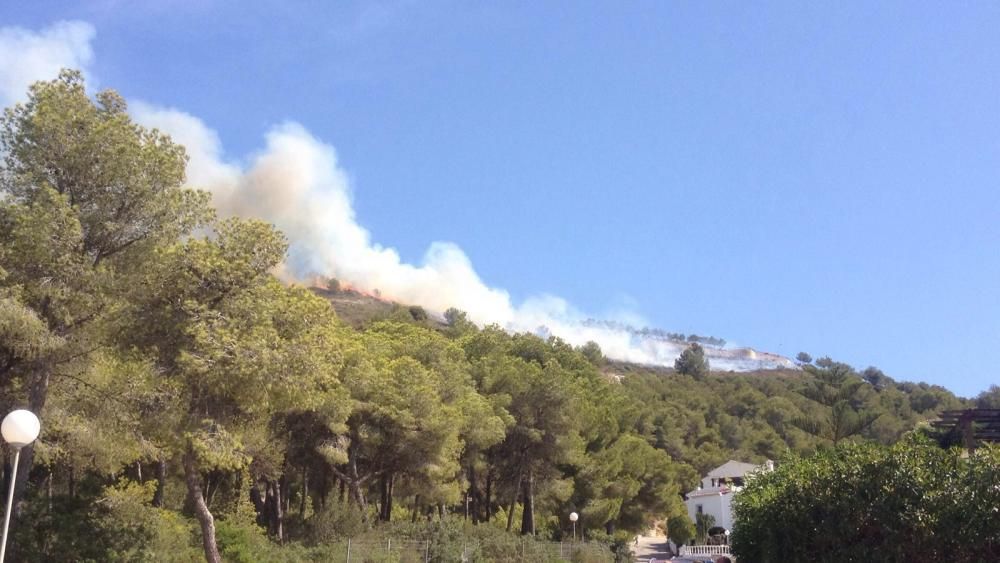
[
  {"left": 1, "top": 20, "right": 795, "bottom": 371},
  {"left": 131, "top": 104, "right": 683, "bottom": 363},
  {"left": 0, "top": 20, "right": 677, "bottom": 366}
]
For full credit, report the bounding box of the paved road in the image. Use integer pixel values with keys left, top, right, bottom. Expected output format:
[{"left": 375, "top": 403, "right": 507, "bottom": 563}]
[{"left": 632, "top": 534, "right": 674, "bottom": 561}]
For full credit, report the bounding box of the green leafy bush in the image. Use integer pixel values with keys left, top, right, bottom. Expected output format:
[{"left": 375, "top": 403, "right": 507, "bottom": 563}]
[
  {"left": 98, "top": 481, "right": 202, "bottom": 562},
  {"left": 308, "top": 500, "right": 368, "bottom": 544},
  {"left": 732, "top": 438, "right": 1000, "bottom": 563}
]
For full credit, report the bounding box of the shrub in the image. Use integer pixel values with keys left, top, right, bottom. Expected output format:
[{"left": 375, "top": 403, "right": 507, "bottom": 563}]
[
  {"left": 408, "top": 306, "right": 428, "bottom": 322},
  {"left": 732, "top": 437, "right": 1000, "bottom": 563},
  {"left": 308, "top": 500, "right": 368, "bottom": 544}
]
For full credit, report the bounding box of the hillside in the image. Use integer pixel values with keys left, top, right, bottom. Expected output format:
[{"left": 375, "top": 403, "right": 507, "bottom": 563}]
[
  {"left": 310, "top": 285, "right": 407, "bottom": 327},
  {"left": 310, "top": 285, "right": 971, "bottom": 474},
  {"left": 603, "top": 359, "right": 801, "bottom": 380},
  {"left": 312, "top": 284, "right": 798, "bottom": 372}
]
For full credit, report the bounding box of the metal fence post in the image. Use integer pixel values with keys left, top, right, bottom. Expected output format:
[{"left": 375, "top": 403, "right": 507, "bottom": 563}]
[
  {"left": 387, "top": 538, "right": 391, "bottom": 557},
  {"left": 346, "top": 538, "right": 352, "bottom": 563},
  {"left": 424, "top": 539, "right": 430, "bottom": 563}
]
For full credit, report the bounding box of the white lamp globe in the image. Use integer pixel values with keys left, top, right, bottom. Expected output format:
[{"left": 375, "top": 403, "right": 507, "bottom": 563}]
[
  {"left": 1, "top": 410, "right": 40, "bottom": 448},
  {"left": 569, "top": 512, "right": 578, "bottom": 522}
]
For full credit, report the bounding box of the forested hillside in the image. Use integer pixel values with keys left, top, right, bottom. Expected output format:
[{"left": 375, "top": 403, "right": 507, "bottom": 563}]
[
  {"left": 0, "top": 72, "right": 976, "bottom": 562},
  {"left": 620, "top": 362, "right": 967, "bottom": 475},
  {"left": 318, "top": 287, "right": 971, "bottom": 476}
]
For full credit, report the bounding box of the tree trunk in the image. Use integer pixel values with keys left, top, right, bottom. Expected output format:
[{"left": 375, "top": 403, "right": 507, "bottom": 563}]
[
  {"left": 520, "top": 468, "right": 535, "bottom": 536},
  {"left": 378, "top": 473, "right": 394, "bottom": 521},
  {"left": 484, "top": 470, "right": 493, "bottom": 522},
  {"left": 204, "top": 473, "right": 218, "bottom": 507},
  {"left": 1, "top": 459, "right": 9, "bottom": 512},
  {"left": 281, "top": 472, "right": 290, "bottom": 515},
  {"left": 349, "top": 480, "right": 366, "bottom": 510},
  {"left": 250, "top": 481, "right": 267, "bottom": 527},
  {"left": 506, "top": 463, "right": 524, "bottom": 532},
  {"left": 467, "top": 465, "right": 480, "bottom": 523},
  {"left": 184, "top": 449, "right": 222, "bottom": 563},
  {"left": 300, "top": 468, "right": 308, "bottom": 518},
  {"left": 315, "top": 470, "right": 329, "bottom": 511},
  {"left": 344, "top": 447, "right": 368, "bottom": 513},
  {"left": 411, "top": 495, "right": 420, "bottom": 523},
  {"left": 153, "top": 458, "right": 167, "bottom": 507},
  {"left": 267, "top": 480, "right": 284, "bottom": 544},
  {"left": 378, "top": 475, "right": 387, "bottom": 520}
]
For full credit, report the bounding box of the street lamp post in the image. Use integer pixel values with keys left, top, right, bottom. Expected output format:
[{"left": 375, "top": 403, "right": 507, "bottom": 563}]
[
  {"left": 1, "top": 410, "right": 40, "bottom": 563},
  {"left": 569, "top": 512, "right": 579, "bottom": 542}
]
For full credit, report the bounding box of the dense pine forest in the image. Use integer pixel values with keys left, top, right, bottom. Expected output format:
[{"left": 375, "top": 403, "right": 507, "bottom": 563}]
[{"left": 0, "top": 72, "right": 986, "bottom": 561}]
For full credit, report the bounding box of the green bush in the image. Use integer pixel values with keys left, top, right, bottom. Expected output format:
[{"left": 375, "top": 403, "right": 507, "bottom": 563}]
[
  {"left": 308, "top": 500, "right": 368, "bottom": 544},
  {"left": 98, "top": 481, "right": 202, "bottom": 562},
  {"left": 732, "top": 438, "right": 1000, "bottom": 563},
  {"left": 12, "top": 479, "right": 202, "bottom": 563},
  {"left": 666, "top": 513, "right": 694, "bottom": 548},
  {"left": 12, "top": 493, "right": 110, "bottom": 562},
  {"left": 216, "top": 518, "right": 325, "bottom": 563},
  {"left": 585, "top": 530, "right": 633, "bottom": 563}
]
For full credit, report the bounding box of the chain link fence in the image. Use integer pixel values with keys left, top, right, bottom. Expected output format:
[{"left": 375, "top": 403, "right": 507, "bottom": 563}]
[{"left": 313, "top": 538, "right": 613, "bottom": 562}]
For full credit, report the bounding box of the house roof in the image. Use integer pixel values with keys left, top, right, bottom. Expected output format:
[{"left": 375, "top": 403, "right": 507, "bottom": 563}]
[
  {"left": 706, "top": 460, "right": 760, "bottom": 479},
  {"left": 686, "top": 486, "right": 732, "bottom": 499}
]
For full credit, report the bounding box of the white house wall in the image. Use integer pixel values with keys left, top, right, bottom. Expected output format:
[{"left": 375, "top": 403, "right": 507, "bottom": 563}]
[{"left": 684, "top": 490, "right": 735, "bottom": 532}]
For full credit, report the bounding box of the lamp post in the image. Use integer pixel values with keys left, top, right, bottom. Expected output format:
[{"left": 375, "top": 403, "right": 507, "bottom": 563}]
[
  {"left": 569, "top": 512, "right": 578, "bottom": 541},
  {"left": 1, "top": 410, "right": 40, "bottom": 563}
]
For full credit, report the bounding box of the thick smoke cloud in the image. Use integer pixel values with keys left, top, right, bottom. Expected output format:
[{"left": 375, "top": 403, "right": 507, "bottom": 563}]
[
  {"left": 130, "top": 102, "right": 697, "bottom": 366},
  {"left": 0, "top": 21, "right": 95, "bottom": 107},
  {"left": 1, "top": 21, "right": 793, "bottom": 371},
  {"left": 131, "top": 105, "right": 668, "bottom": 360}
]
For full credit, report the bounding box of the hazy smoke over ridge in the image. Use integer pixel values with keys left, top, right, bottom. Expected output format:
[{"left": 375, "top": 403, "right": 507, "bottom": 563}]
[
  {"left": 1, "top": 20, "right": 795, "bottom": 371},
  {"left": 130, "top": 104, "right": 687, "bottom": 364}
]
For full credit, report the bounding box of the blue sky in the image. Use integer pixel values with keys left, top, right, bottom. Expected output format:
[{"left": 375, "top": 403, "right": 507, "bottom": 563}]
[{"left": 3, "top": 2, "right": 998, "bottom": 397}]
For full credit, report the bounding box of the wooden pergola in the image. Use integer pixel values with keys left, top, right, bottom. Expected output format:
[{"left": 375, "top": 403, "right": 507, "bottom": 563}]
[{"left": 931, "top": 408, "right": 1000, "bottom": 453}]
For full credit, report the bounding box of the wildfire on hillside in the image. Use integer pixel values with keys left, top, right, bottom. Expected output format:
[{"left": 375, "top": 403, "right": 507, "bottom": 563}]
[{"left": 309, "top": 276, "right": 388, "bottom": 301}]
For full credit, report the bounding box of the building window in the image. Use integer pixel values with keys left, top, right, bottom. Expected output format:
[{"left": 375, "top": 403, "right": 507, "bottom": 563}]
[{"left": 696, "top": 504, "right": 703, "bottom": 515}]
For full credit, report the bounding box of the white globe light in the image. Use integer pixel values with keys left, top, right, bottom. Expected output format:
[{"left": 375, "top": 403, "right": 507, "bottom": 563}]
[
  {"left": 1, "top": 410, "right": 40, "bottom": 448},
  {"left": 569, "top": 512, "right": 578, "bottom": 522}
]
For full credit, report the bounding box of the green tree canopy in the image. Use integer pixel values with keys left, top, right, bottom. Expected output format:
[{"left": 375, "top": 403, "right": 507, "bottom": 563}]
[
  {"left": 674, "top": 343, "right": 709, "bottom": 379},
  {"left": 0, "top": 69, "right": 212, "bottom": 532}
]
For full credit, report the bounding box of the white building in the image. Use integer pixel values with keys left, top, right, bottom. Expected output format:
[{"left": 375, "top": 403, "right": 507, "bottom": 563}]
[{"left": 684, "top": 459, "right": 772, "bottom": 533}]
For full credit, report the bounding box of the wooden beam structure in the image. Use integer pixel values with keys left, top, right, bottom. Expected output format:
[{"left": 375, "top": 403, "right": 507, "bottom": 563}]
[{"left": 930, "top": 408, "right": 1000, "bottom": 453}]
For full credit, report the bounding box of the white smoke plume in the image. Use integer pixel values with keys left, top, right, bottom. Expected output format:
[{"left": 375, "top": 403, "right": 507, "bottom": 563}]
[
  {"left": 131, "top": 106, "right": 743, "bottom": 367},
  {"left": 3, "top": 21, "right": 795, "bottom": 371},
  {"left": 0, "top": 21, "right": 95, "bottom": 108},
  {"left": 131, "top": 104, "right": 678, "bottom": 357}
]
